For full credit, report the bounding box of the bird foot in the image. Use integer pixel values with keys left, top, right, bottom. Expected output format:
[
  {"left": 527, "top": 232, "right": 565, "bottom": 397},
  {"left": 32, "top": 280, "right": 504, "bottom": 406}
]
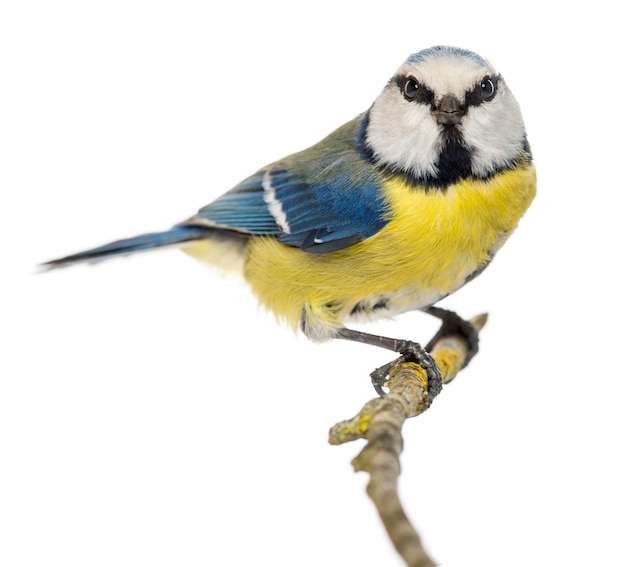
[
  {"left": 369, "top": 341, "right": 442, "bottom": 401},
  {"left": 424, "top": 306, "right": 480, "bottom": 368}
]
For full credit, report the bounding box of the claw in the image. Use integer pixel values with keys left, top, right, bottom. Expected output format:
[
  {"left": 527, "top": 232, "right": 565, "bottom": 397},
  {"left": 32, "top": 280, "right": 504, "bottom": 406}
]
[
  {"left": 369, "top": 358, "right": 397, "bottom": 396},
  {"left": 369, "top": 342, "right": 442, "bottom": 402},
  {"left": 425, "top": 306, "right": 480, "bottom": 368},
  {"left": 335, "top": 307, "right": 477, "bottom": 400},
  {"left": 373, "top": 383, "right": 388, "bottom": 397},
  {"left": 335, "top": 328, "right": 442, "bottom": 402}
]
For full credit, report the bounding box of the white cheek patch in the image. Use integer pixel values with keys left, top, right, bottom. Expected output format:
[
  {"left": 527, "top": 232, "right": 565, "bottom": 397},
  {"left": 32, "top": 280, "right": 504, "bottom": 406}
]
[
  {"left": 366, "top": 86, "right": 441, "bottom": 178},
  {"left": 463, "top": 86, "right": 526, "bottom": 176}
]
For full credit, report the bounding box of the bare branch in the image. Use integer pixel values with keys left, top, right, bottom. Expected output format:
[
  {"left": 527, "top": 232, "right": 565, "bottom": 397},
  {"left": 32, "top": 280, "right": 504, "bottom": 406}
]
[{"left": 329, "top": 314, "right": 487, "bottom": 567}]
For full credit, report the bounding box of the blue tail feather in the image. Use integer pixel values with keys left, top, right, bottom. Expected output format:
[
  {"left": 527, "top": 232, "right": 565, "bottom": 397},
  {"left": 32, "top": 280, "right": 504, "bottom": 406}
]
[{"left": 41, "top": 225, "right": 211, "bottom": 269}]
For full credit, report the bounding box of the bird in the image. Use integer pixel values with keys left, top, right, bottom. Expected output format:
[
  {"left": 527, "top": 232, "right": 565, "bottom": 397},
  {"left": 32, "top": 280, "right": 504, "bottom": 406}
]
[{"left": 42, "top": 45, "right": 537, "bottom": 400}]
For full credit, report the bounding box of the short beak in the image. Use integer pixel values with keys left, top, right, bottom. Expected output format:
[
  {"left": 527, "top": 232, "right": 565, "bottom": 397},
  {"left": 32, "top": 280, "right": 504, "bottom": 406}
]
[{"left": 433, "top": 94, "right": 465, "bottom": 125}]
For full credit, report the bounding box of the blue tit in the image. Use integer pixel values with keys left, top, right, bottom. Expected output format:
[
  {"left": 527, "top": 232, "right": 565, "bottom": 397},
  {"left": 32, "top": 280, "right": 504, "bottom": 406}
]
[{"left": 43, "top": 46, "right": 536, "bottom": 398}]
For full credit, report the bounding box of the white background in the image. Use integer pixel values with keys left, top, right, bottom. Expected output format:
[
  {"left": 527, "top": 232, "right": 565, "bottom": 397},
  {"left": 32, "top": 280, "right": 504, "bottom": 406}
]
[{"left": 2, "top": 2, "right": 625, "bottom": 566}]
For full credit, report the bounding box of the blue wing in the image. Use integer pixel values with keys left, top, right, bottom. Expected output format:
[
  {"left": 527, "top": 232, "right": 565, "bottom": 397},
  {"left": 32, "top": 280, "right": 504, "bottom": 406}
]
[{"left": 188, "top": 157, "right": 389, "bottom": 254}]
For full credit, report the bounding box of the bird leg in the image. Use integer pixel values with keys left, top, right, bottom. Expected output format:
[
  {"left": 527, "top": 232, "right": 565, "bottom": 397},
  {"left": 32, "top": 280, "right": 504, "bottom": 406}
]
[
  {"left": 336, "top": 306, "right": 479, "bottom": 399},
  {"left": 335, "top": 328, "right": 443, "bottom": 401},
  {"left": 424, "top": 306, "right": 480, "bottom": 368}
]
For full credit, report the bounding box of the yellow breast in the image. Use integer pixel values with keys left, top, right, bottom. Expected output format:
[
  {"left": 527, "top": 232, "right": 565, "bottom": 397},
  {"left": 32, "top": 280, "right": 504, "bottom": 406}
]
[
  {"left": 242, "top": 162, "right": 536, "bottom": 339},
  {"left": 182, "top": 162, "right": 536, "bottom": 340}
]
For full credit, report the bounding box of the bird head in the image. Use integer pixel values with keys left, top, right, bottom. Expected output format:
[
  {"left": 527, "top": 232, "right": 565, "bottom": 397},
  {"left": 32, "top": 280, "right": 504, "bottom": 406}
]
[{"left": 364, "top": 46, "right": 529, "bottom": 187}]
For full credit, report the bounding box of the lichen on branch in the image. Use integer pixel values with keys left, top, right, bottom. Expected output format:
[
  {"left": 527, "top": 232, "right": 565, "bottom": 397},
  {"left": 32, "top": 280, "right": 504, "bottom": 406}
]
[{"left": 329, "top": 314, "right": 487, "bottom": 567}]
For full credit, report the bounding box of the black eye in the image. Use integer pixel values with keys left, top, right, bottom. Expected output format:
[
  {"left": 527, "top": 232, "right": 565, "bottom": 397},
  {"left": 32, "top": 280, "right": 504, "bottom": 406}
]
[
  {"left": 403, "top": 77, "right": 420, "bottom": 101},
  {"left": 480, "top": 76, "right": 496, "bottom": 101}
]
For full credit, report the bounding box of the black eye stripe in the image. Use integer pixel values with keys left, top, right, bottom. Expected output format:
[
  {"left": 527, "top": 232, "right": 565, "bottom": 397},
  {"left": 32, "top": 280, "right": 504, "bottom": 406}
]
[
  {"left": 394, "top": 75, "right": 434, "bottom": 105},
  {"left": 392, "top": 73, "right": 498, "bottom": 107},
  {"left": 466, "top": 74, "right": 500, "bottom": 106}
]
